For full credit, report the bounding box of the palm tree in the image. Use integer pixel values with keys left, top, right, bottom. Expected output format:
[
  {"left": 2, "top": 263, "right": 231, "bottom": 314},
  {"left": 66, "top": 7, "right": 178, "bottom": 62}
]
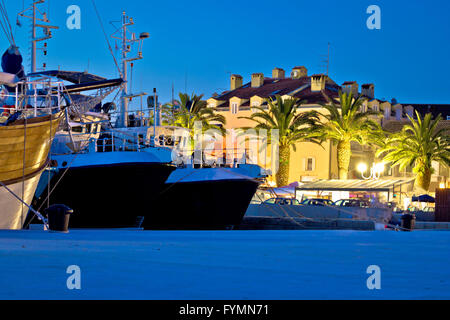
[
  {"left": 170, "top": 93, "right": 226, "bottom": 133},
  {"left": 376, "top": 111, "right": 450, "bottom": 191},
  {"left": 168, "top": 93, "right": 226, "bottom": 162},
  {"left": 313, "top": 91, "right": 381, "bottom": 179},
  {"left": 239, "top": 95, "right": 319, "bottom": 187}
]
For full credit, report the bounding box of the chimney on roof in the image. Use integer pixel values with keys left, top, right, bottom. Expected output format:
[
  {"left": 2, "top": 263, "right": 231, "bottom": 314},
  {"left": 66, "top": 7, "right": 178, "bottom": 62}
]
[
  {"left": 361, "top": 84, "right": 375, "bottom": 99},
  {"left": 311, "top": 74, "right": 327, "bottom": 92},
  {"left": 394, "top": 104, "right": 403, "bottom": 120},
  {"left": 251, "top": 73, "right": 264, "bottom": 88},
  {"left": 405, "top": 105, "right": 414, "bottom": 118},
  {"left": 291, "top": 66, "right": 307, "bottom": 79},
  {"left": 272, "top": 68, "right": 285, "bottom": 79},
  {"left": 230, "top": 74, "right": 243, "bottom": 90},
  {"left": 342, "top": 81, "right": 359, "bottom": 97},
  {"left": 381, "top": 102, "right": 391, "bottom": 119}
]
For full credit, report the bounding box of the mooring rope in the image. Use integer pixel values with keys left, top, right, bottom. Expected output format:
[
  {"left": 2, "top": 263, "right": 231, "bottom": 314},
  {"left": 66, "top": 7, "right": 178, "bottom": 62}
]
[
  {"left": 0, "top": 179, "right": 48, "bottom": 229},
  {"left": 21, "top": 108, "right": 27, "bottom": 227}
]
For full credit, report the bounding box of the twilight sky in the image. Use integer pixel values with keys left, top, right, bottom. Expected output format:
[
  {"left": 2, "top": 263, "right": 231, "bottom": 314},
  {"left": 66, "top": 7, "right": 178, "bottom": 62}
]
[{"left": 2, "top": 0, "right": 450, "bottom": 111}]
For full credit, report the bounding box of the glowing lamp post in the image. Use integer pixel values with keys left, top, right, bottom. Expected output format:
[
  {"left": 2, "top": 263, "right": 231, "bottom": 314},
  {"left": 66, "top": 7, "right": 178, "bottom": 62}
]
[{"left": 357, "top": 162, "right": 385, "bottom": 180}]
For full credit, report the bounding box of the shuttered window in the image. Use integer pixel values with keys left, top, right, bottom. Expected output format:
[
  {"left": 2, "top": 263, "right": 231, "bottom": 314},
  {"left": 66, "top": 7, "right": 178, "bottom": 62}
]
[
  {"left": 305, "top": 157, "right": 316, "bottom": 171},
  {"left": 231, "top": 103, "right": 238, "bottom": 114}
]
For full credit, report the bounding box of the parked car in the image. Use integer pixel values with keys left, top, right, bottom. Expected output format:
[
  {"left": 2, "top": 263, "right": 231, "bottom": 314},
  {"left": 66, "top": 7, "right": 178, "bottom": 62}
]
[
  {"left": 263, "top": 198, "right": 301, "bottom": 206},
  {"left": 334, "top": 199, "right": 370, "bottom": 208},
  {"left": 301, "top": 198, "right": 334, "bottom": 206}
]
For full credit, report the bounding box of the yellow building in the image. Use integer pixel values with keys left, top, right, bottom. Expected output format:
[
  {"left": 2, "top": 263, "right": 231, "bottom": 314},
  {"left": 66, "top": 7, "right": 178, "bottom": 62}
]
[
  {"left": 207, "top": 67, "right": 342, "bottom": 185},
  {"left": 207, "top": 66, "right": 450, "bottom": 191}
]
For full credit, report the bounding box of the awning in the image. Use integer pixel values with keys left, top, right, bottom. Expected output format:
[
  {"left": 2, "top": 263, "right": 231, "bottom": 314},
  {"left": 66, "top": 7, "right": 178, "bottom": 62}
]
[
  {"left": 29, "top": 70, "right": 106, "bottom": 84},
  {"left": 412, "top": 194, "right": 435, "bottom": 203},
  {"left": 51, "top": 78, "right": 123, "bottom": 94},
  {"left": 270, "top": 182, "right": 301, "bottom": 196},
  {"left": 295, "top": 178, "right": 415, "bottom": 192}
]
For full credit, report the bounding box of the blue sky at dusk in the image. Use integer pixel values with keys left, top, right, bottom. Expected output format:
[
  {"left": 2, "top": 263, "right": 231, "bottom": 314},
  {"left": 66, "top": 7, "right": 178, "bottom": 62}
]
[{"left": 2, "top": 0, "right": 450, "bottom": 108}]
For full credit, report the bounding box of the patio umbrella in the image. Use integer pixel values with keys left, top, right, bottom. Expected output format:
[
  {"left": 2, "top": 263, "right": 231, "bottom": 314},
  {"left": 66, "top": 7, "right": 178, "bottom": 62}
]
[{"left": 412, "top": 194, "right": 435, "bottom": 203}]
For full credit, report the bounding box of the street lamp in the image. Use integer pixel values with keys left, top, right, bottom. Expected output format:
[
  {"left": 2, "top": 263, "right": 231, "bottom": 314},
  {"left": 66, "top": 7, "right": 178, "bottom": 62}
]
[{"left": 358, "top": 162, "right": 384, "bottom": 180}]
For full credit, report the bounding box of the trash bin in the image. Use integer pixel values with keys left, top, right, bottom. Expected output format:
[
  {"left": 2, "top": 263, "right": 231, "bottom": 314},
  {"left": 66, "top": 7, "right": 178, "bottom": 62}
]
[
  {"left": 44, "top": 204, "right": 73, "bottom": 233},
  {"left": 401, "top": 213, "right": 416, "bottom": 231}
]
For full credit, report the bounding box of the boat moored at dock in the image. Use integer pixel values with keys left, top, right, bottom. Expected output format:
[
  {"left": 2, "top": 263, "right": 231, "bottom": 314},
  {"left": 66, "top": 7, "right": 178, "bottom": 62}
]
[
  {"left": 0, "top": 75, "right": 63, "bottom": 229},
  {"left": 33, "top": 130, "right": 176, "bottom": 228},
  {"left": 115, "top": 126, "right": 267, "bottom": 229}
]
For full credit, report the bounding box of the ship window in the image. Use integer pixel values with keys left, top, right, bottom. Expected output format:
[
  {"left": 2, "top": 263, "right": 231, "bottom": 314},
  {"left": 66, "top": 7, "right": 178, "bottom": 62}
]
[{"left": 71, "top": 126, "right": 84, "bottom": 133}]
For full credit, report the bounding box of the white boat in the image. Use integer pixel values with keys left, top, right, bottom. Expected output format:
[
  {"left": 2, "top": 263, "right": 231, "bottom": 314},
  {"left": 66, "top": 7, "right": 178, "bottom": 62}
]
[{"left": 114, "top": 125, "right": 267, "bottom": 229}]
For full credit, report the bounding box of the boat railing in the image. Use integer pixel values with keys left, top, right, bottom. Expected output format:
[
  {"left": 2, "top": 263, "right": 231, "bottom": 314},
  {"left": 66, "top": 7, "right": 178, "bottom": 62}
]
[
  {"left": 56, "top": 127, "right": 257, "bottom": 170},
  {"left": 0, "top": 79, "right": 65, "bottom": 121},
  {"left": 167, "top": 144, "right": 255, "bottom": 168},
  {"left": 144, "top": 131, "right": 254, "bottom": 167},
  {"left": 56, "top": 129, "right": 146, "bottom": 155}
]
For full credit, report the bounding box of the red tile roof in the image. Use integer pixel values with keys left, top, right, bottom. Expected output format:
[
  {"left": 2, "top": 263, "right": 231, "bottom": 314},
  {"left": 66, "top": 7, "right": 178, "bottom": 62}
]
[{"left": 213, "top": 77, "right": 340, "bottom": 106}]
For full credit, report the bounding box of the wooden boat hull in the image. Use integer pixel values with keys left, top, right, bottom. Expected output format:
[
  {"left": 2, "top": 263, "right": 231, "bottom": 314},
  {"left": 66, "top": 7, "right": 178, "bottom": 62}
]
[
  {"left": 0, "top": 113, "right": 62, "bottom": 229},
  {"left": 0, "top": 169, "right": 43, "bottom": 229},
  {"left": 0, "top": 114, "right": 61, "bottom": 181}
]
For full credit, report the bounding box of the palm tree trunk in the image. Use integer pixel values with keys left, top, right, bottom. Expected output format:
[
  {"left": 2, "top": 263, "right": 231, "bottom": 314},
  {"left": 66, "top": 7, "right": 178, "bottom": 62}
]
[
  {"left": 337, "top": 140, "right": 351, "bottom": 180},
  {"left": 415, "top": 166, "right": 432, "bottom": 191},
  {"left": 276, "top": 144, "right": 290, "bottom": 187}
]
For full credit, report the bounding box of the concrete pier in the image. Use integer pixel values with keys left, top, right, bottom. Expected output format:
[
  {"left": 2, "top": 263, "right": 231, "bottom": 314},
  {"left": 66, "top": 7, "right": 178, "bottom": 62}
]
[
  {"left": 237, "top": 216, "right": 375, "bottom": 230},
  {"left": 415, "top": 222, "right": 450, "bottom": 230}
]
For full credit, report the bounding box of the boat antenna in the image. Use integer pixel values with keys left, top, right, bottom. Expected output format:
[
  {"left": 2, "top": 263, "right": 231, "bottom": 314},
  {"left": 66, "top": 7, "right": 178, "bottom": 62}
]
[
  {"left": 110, "top": 11, "right": 149, "bottom": 128},
  {"left": 172, "top": 81, "right": 175, "bottom": 117},
  {"left": 17, "top": 0, "right": 59, "bottom": 73},
  {"left": 319, "top": 42, "right": 331, "bottom": 76}
]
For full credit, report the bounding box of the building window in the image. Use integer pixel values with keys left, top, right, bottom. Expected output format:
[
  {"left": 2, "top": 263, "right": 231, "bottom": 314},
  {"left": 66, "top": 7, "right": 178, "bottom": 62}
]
[
  {"left": 305, "top": 157, "right": 315, "bottom": 171},
  {"left": 231, "top": 102, "right": 238, "bottom": 114}
]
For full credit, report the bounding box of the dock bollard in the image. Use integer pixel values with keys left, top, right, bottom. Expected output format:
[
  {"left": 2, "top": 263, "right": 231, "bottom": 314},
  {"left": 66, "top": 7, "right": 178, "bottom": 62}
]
[
  {"left": 44, "top": 204, "right": 74, "bottom": 233},
  {"left": 400, "top": 213, "right": 416, "bottom": 231}
]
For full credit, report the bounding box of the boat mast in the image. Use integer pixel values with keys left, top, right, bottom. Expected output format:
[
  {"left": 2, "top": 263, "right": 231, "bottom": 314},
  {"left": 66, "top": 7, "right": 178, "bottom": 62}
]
[
  {"left": 120, "top": 12, "right": 128, "bottom": 128},
  {"left": 111, "top": 12, "right": 149, "bottom": 128},
  {"left": 31, "top": 2, "right": 36, "bottom": 72},
  {"left": 17, "top": 0, "right": 58, "bottom": 73}
]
